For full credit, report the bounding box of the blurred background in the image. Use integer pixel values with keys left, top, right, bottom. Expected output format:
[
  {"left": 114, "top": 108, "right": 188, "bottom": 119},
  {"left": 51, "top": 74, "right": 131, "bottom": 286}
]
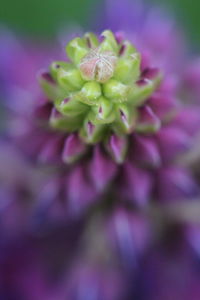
[{"left": 0, "top": 0, "right": 199, "bottom": 50}]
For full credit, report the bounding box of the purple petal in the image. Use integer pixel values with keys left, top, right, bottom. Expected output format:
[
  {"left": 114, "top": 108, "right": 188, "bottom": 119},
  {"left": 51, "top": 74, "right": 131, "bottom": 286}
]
[
  {"left": 66, "top": 166, "right": 97, "bottom": 216},
  {"left": 106, "top": 134, "right": 128, "bottom": 164},
  {"left": 62, "top": 134, "right": 87, "bottom": 164},
  {"left": 171, "top": 108, "right": 200, "bottom": 135},
  {"left": 156, "top": 126, "right": 191, "bottom": 162},
  {"left": 38, "top": 136, "right": 64, "bottom": 164},
  {"left": 89, "top": 146, "right": 117, "bottom": 191},
  {"left": 156, "top": 167, "right": 199, "bottom": 202},
  {"left": 148, "top": 92, "right": 179, "bottom": 120},
  {"left": 132, "top": 134, "right": 161, "bottom": 167},
  {"left": 107, "top": 208, "right": 150, "bottom": 266},
  {"left": 121, "top": 163, "right": 153, "bottom": 206},
  {"left": 137, "top": 105, "right": 161, "bottom": 132}
]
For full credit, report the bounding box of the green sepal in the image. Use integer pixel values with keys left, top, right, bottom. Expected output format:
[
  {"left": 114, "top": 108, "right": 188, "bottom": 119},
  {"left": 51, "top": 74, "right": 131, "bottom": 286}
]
[{"left": 66, "top": 37, "right": 89, "bottom": 65}]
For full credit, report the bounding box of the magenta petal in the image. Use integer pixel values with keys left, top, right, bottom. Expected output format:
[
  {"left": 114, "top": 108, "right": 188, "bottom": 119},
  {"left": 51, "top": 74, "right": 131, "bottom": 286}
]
[
  {"left": 156, "top": 167, "right": 199, "bottom": 202},
  {"left": 106, "top": 134, "right": 127, "bottom": 164},
  {"left": 89, "top": 146, "right": 117, "bottom": 191},
  {"left": 66, "top": 166, "right": 97, "bottom": 216},
  {"left": 137, "top": 105, "right": 161, "bottom": 133},
  {"left": 62, "top": 134, "right": 86, "bottom": 163},
  {"left": 121, "top": 163, "right": 153, "bottom": 206},
  {"left": 156, "top": 126, "right": 191, "bottom": 162},
  {"left": 132, "top": 134, "right": 161, "bottom": 167}
]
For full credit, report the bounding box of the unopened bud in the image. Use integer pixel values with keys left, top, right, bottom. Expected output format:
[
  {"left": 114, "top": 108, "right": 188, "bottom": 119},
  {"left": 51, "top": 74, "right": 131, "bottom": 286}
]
[{"left": 79, "top": 48, "right": 117, "bottom": 83}]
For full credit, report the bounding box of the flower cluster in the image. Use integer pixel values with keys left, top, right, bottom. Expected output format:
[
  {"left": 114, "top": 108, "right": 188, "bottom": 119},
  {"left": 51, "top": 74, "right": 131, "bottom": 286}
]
[
  {"left": 1, "top": 0, "right": 200, "bottom": 299},
  {"left": 10, "top": 29, "right": 199, "bottom": 223}
]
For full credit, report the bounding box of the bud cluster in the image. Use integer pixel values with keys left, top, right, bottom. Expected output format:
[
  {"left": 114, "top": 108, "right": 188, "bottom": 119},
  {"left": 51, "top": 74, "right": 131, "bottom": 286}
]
[{"left": 39, "top": 30, "right": 161, "bottom": 144}]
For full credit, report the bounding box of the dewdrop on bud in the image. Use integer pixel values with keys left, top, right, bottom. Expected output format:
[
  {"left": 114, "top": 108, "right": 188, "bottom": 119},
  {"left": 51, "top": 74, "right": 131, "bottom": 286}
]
[{"left": 79, "top": 48, "right": 117, "bottom": 83}]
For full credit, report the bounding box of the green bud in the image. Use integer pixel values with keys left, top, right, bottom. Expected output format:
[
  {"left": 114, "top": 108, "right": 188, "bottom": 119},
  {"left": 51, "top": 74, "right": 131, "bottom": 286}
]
[
  {"left": 130, "top": 75, "right": 162, "bottom": 106},
  {"left": 120, "top": 40, "right": 137, "bottom": 58},
  {"left": 76, "top": 81, "right": 102, "bottom": 105},
  {"left": 103, "top": 79, "right": 130, "bottom": 102},
  {"left": 66, "top": 37, "right": 89, "bottom": 65},
  {"left": 90, "top": 97, "right": 115, "bottom": 124},
  {"left": 57, "top": 67, "right": 84, "bottom": 92},
  {"left": 38, "top": 72, "right": 62, "bottom": 101},
  {"left": 55, "top": 97, "right": 88, "bottom": 117},
  {"left": 49, "top": 108, "right": 84, "bottom": 131},
  {"left": 114, "top": 53, "right": 141, "bottom": 83},
  {"left": 83, "top": 32, "right": 99, "bottom": 48},
  {"left": 99, "top": 30, "right": 119, "bottom": 54},
  {"left": 113, "top": 104, "right": 137, "bottom": 134},
  {"left": 50, "top": 61, "right": 69, "bottom": 81},
  {"left": 80, "top": 119, "right": 106, "bottom": 144}
]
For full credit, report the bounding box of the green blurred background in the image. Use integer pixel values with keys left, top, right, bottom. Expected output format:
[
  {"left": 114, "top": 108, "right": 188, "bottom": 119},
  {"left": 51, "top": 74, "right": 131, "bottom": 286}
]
[{"left": 0, "top": 0, "right": 199, "bottom": 49}]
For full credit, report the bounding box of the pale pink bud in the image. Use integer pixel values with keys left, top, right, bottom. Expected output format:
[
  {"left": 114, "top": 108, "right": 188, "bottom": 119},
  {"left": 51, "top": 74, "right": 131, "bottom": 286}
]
[{"left": 79, "top": 48, "right": 117, "bottom": 83}]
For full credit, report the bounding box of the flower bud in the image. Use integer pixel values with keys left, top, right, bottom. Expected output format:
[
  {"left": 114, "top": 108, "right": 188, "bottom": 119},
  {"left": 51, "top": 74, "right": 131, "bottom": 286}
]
[
  {"left": 57, "top": 67, "right": 84, "bottom": 91},
  {"left": 66, "top": 37, "right": 88, "bottom": 65},
  {"left": 55, "top": 97, "right": 88, "bottom": 117},
  {"left": 38, "top": 71, "right": 60, "bottom": 101},
  {"left": 50, "top": 107, "right": 83, "bottom": 131},
  {"left": 91, "top": 97, "right": 114, "bottom": 124},
  {"left": 103, "top": 79, "right": 130, "bottom": 102},
  {"left": 77, "top": 81, "right": 102, "bottom": 105},
  {"left": 80, "top": 120, "right": 106, "bottom": 144},
  {"left": 79, "top": 48, "right": 117, "bottom": 83}
]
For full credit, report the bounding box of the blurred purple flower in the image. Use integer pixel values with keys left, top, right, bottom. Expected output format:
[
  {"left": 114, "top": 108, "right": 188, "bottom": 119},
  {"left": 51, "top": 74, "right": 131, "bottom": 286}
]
[{"left": 1, "top": 0, "right": 200, "bottom": 299}]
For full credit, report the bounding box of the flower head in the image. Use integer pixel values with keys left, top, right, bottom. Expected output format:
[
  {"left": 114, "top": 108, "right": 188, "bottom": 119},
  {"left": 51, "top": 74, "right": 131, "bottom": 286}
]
[
  {"left": 7, "top": 26, "right": 199, "bottom": 221},
  {"left": 39, "top": 30, "right": 161, "bottom": 144}
]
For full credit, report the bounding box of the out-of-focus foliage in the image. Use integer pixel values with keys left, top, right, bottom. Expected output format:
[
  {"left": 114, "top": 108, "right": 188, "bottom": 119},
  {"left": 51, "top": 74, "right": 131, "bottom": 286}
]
[
  {"left": 0, "top": 0, "right": 200, "bottom": 49},
  {"left": 0, "top": 0, "right": 94, "bottom": 38},
  {"left": 152, "top": 0, "right": 200, "bottom": 50}
]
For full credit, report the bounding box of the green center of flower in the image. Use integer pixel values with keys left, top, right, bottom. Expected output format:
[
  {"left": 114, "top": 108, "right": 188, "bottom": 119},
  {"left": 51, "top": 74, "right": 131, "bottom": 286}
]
[{"left": 39, "top": 30, "right": 161, "bottom": 144}]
